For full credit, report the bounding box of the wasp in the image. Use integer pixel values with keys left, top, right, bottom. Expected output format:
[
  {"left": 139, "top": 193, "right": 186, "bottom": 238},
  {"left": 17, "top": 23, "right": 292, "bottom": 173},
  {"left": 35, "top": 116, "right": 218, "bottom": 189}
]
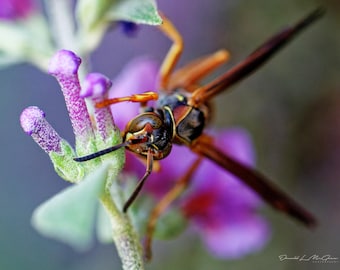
[{"left": 75, "top": 8, "right": 323, "bottom": 259}]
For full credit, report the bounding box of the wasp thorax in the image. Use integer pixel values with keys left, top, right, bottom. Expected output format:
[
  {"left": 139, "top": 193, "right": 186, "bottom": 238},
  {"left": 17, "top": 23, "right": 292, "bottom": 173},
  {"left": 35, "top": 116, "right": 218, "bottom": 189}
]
[{"left": 123, "top": 112, "right": 173, "bottom": 160}]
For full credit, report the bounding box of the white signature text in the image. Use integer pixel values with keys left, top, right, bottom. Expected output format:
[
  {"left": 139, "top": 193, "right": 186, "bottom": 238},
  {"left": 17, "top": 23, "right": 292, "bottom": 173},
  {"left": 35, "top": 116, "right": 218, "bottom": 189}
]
[{"left": 279, "top": 254, "right": 339, "bottom": 263}]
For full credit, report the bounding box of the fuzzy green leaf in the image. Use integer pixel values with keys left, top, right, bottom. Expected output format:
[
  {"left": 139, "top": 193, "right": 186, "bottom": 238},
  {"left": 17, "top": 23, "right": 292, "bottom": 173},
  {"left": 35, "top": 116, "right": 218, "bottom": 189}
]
[
  {"left": 49, "top": 140, "right": 85, "bottom": 183},
  {"left": 108, "top": 0, "right": 162, "bottom": 25},
  {"left": 76, "top": 0, "right": 116, "bottom": 30},
  {"left": 31, "top": 163, "right": 110, "bottom": 251},
  {"left": 0, "top": 15, "right": 54, "bottom": 70},
  {"left": 96, "top": 204, "right": 113, "bottom": 243},
  {"left": 76, "top": 0, "right": 161, "bottom": 54}
]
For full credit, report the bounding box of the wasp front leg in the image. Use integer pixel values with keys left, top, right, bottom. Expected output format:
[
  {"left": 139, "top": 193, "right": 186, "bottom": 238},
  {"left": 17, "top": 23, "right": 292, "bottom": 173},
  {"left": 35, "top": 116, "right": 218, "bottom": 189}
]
[
  {"left": 123, "top": 148, "right": 155, "bottom": 213},
  {"left": 95, "top": 91, "right": 158, "bottom": 108}
]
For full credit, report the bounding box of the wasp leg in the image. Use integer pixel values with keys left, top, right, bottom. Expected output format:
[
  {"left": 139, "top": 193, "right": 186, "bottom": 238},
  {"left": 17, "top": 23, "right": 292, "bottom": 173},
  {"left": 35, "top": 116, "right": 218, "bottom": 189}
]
[
  {"left": 132, "top": 154, "right": 161, "bottom": 172},
  {"left": 190, "top": 134, "right": 317, "bottom": 227},
  {"left": 188, "top": 8, "right": 324, "bottom": 107},
  {"left": 168, "top": 49, "right": 230, "bottom": 92},
  {"left": 144, "top": 157, "right": 203, "bottom": 261},
  {"left": 123, "top": 149, "right": 154, "bottom": 213},
  {"left": 96, "top": 91, "right": 158, "bottom": 108},
  {"left": 158, "top": 14, "right": 184, "bottom": 90}
]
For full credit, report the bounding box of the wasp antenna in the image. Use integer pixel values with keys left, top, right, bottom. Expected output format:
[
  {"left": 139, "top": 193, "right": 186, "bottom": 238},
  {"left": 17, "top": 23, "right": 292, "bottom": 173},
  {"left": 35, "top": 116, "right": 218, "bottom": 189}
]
[
  {"left": 74, "top": 142, "right": 128, "bottom": 162},
  {"left": 73, "top": 137, "right": 149, "bottom": 162}
]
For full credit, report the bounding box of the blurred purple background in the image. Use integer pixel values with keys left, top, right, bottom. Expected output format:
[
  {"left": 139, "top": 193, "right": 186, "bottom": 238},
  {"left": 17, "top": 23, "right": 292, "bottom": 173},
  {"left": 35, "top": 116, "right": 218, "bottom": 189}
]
[{"left": 1, "top": 0, "right": 340, "bottom": 269}]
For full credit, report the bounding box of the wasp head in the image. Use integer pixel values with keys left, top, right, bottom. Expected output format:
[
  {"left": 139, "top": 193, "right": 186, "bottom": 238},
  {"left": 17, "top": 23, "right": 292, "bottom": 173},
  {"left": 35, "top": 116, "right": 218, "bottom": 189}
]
[{"left": 123, "top": 112, "right": 173, "bottom": 160}]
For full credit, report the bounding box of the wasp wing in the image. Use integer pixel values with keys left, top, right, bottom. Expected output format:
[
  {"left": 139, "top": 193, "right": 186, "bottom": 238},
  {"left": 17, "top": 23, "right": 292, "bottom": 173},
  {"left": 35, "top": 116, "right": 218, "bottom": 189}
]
[
  {"left": 191, "top": 135, "right": 317, "bottom": 227},
  {"left": 190, "top": 8, "right": 324, "bottom": 106}
]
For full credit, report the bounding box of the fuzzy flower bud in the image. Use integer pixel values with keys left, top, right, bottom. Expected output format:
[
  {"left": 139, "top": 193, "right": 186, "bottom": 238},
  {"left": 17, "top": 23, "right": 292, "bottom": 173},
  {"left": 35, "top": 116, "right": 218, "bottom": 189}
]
[
  {"left": 80, "top": 72, "right": 112, "bottom": 99},
  {"left": 81, "top": 72, "right": 124, "bottom": 188},
  {"left": 81, "top": 72, "right": 116, "bottom": 143},
  {"left": 20, "top": 106, "right": 62, "bottom": 154},
  {"left": 20, "top": 106, "right": 84, "bottom": 182},
  {"left": 48, "top": 50, "right": 95, "bottom": 154}
]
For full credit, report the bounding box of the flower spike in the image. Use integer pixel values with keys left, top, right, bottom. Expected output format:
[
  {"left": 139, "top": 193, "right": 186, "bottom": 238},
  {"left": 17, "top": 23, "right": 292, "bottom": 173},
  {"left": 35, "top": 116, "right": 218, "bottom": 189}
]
[
  {"left": 80, "top": 72, "right": 124, "bottom": 188},
  {"left": 48, "top": 50, "right": 95, "bottom": 154}
]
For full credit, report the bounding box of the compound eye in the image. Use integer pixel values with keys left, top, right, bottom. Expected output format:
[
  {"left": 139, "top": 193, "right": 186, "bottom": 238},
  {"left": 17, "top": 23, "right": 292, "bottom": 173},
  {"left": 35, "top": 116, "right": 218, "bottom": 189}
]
[{"left": 127, "top": 113, "right": 162, "bottom": 133}]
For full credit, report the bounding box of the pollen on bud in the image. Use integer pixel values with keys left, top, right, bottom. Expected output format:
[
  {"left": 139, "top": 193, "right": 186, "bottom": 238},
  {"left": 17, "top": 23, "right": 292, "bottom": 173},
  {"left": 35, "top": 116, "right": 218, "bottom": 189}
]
[
  {"left": 20, "top": 106, "right": 45, "bottom": 135},
  {"left": 80, "top": 73, "right": 112, "bottom": 98},
  {"left": 20, "top": 106, "right": 62, "bottom": 154},
  {"left": 48, "top": 50, "right": 81, "bottom": 76}
]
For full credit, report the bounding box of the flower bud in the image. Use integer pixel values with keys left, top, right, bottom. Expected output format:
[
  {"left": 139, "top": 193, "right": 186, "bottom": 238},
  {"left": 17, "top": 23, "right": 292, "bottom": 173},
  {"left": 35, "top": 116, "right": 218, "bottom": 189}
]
[
  {"left": 48, "top": 50, "right": 95, "bottom": 154},
  {"left": 20, "top": 106, "right": 62, "bottom": 154}
]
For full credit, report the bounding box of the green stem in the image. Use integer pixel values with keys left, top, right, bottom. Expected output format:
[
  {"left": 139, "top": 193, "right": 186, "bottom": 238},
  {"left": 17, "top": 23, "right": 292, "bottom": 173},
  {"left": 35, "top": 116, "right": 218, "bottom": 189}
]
[
  {"left": 44, "top": 0, "right": 89, "bottom": 80},
  {"left": 100, "top": 191, "right": 144, "bottom": 270},
  {"left": 44, "top": 0, "right": 77, "bottom": 51}
]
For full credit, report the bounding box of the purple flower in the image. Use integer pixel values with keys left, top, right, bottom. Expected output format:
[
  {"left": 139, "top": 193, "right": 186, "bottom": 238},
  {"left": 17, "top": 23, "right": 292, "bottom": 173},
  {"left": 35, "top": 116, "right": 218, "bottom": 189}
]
[
  {"left": 0, "top": 0, "right": 35, "bottom": 20},
  {"left": 107, "top": 58, "right": 271, "bottom": 258}
]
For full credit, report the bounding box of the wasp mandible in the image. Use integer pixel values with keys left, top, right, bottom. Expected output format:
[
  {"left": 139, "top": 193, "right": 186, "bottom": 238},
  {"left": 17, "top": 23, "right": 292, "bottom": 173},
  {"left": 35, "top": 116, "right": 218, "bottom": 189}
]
[{"left": 75, "top": 8, "right": 324, "bottom": 257}]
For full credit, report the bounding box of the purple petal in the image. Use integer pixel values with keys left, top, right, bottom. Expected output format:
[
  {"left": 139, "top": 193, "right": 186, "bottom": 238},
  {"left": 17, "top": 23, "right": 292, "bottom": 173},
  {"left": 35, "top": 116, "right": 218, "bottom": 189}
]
[
  {"left": 20, "top": 106, "right": 62, "bottom": 154},
  {"left": 109, "top": 57, "right": 159, "bottom": 130},
  {"left": 0, "top": 0, "right": 35, "bottom": 20},
  {"left": 198, "top": 214, "right": 270, "bottom": 259},
  {"left": 216, "top": 128, "right": 255, "bottom": 167},
  {"left": 48, "top": 50, "right": 94, "bottom": 147}
]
